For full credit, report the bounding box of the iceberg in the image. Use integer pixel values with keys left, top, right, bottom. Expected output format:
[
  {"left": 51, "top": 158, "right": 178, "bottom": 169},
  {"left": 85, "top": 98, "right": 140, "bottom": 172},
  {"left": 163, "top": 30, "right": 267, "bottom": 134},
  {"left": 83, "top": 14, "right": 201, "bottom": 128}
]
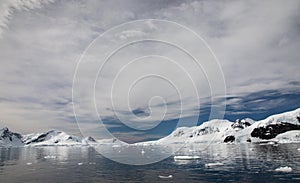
[
  {"left": 174, "top": 155, "right": 201, "bottom": 160},
  {"left": 158, "top": 175, "right": 173, "bottom": 179},
  {"left": 275, "top": 166, "right": 293, "bottom": 172},
  {"left": 205, "top": 162, "right": 224, "bottom": 167}
]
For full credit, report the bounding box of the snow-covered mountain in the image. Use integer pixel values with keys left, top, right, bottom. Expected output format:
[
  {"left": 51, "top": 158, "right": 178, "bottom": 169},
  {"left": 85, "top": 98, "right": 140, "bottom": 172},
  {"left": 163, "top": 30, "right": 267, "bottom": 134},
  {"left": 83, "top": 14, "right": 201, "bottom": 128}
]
[
  {"left": 1, "top": 108, "right": 300, "bottom": 147},
  {"left": 22, "top": 130, "right": 97, "bottom": 146},
  {"left": 145, "top": 108, "right": 300, "bottom": 145},
  {"left": 242, "top": 108, "right": 300, "bottom": 143},
  {"left": 0, "top": 128, "right": 98, "bottom": 147},
  {"left": 0, "top": 127, "right": 23, "bottom": 146},
  {"left": 155, "top": 119, "right": 236, "bottom": 144}
]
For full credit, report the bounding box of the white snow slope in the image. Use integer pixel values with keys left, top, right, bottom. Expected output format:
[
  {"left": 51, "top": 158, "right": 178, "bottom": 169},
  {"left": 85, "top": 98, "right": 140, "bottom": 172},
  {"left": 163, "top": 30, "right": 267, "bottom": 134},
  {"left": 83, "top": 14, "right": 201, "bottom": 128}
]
[
  {"left": 144, "top": 108, "right": 300, "bottom": 145},
  {"left": 1, "top": 108, "right": 300, "bottom": 147}
]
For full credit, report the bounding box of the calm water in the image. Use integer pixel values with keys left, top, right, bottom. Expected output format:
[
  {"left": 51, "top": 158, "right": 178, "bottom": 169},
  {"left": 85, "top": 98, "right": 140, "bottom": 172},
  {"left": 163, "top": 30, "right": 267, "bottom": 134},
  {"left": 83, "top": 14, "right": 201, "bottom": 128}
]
[{"left": 1, "top": 143, "right": 300, "bottom": 183}]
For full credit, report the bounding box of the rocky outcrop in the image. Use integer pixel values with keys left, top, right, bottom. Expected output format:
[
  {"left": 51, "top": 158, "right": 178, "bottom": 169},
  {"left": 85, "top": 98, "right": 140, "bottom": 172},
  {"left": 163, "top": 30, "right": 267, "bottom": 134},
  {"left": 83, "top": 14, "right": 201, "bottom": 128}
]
[
  {"left": 251, "top": 122, "right": 300, "bottom": 140},
  {"left": 224, "top": 135, "right": 235, "bottom": 143},
  {"left": 231, "top": 119, "right": 252, "bottom": 130},
  {"left": 84, "top": 136, "right": 96, "bottom": 142},
  {"left": 189, "top": 126, "right": 220, "bottom": 138},
  {"left": 24, "top": 130, "right": 57, "bottom": 145}
]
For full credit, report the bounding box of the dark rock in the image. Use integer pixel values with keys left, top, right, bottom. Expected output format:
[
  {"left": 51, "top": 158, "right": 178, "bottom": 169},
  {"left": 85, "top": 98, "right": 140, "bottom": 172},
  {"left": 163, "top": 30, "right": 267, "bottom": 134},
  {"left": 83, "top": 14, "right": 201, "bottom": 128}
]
[
  {"left": 251, "top": 122, "right": 300, "bottom": 140},
  {"left": 231, "top": 119, "right": 251, "bottom": 130},
  {"left": 25, "top": 130, "right": 56, "bottom": 145},
  {"left": 174, "top": 129, "right": 185, "bottom": 137},
  {"left": 224, "top": 135, "right": 235, "bottom": 143},
  {"left": 189, "top": 127, "right": 219, "bottom": 138},
  {"left": 86, "top": 136, "right": 96, "bottom": 142}
]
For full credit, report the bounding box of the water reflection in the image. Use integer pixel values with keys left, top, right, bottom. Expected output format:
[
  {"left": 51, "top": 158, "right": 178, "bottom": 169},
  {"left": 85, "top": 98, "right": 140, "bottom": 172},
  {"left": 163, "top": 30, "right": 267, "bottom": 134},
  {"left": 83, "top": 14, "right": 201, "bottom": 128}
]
[
  {"left": 0, "top": 146, "right": 94, "bottom": 165},
  {"left": 0, "top": 143, "right": 300, "bottom": 182},
  {"left": 0, "top": 147, "right": 21, "bottom": 165},
  {"left": 94, "top": 144, "right": 173, "bottom": 165},
  {"left": 173, "top": 143, "right": 300, "bottom": 173}
]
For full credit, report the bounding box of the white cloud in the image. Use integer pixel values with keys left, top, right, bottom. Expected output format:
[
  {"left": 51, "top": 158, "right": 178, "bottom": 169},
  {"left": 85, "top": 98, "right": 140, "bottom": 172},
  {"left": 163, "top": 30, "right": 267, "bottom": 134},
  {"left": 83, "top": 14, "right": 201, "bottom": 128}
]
[
  {"left": 118, "top": 30, "right": 146, "bottom": 40},
  {"left": 0, "top": 0, "right": 55, "bottom": 37},
  {"left": 0, "top": 0, "right": 299, "bottom": 137}
]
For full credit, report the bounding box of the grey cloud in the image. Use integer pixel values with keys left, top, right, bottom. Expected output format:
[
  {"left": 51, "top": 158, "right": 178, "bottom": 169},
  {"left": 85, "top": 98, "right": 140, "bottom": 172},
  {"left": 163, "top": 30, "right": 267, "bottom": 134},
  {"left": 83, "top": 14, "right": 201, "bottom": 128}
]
[{"left": 0, "top": 0, "right": 299, "bottom": 136}]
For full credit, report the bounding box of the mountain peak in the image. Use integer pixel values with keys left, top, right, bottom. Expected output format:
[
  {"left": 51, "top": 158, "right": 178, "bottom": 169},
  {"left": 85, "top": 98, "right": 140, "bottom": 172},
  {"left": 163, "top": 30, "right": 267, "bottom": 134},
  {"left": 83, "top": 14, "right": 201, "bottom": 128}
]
[
  {"left": 0, "top": 127, "right": 9, "bottom": 132},
  {"left": 0, "top": 127, "right": 23, "bottom": 146}
]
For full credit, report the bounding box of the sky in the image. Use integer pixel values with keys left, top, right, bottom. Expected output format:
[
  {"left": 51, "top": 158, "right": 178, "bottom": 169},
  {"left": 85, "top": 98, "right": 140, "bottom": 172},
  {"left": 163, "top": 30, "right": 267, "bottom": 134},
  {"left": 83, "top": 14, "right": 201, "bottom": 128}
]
[{"left": 0, "top": 0, "right": 300, "bottom": 143}]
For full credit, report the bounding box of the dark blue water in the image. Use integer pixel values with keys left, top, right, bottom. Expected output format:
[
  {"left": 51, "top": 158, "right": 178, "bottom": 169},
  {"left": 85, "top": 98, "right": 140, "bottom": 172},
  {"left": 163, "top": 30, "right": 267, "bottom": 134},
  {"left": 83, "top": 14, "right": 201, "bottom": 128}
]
[{"left": 1, "top": 143, "right": 300, "bottom": 182}]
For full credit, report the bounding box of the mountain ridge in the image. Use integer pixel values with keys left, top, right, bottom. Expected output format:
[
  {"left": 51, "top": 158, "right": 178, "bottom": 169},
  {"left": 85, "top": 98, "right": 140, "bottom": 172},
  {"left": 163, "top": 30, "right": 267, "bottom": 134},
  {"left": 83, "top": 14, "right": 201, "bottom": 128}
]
[{"left": 1, "top": 108, "right": 300, "bottom": 147}]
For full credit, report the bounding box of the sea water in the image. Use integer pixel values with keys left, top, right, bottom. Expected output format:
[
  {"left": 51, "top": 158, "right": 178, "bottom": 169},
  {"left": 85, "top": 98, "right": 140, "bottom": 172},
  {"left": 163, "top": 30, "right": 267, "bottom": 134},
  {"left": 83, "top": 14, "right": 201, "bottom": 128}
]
[{"left": 1, "top": 143, "right": 300, "bottom": 182}]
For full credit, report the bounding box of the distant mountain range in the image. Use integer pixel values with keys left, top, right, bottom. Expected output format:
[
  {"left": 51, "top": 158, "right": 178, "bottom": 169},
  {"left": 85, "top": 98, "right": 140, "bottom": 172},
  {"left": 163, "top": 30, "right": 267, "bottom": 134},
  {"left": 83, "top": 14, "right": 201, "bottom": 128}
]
[
  {"left": 0, "top": 127, "right": 97, "bottom": 147},
  {"left": 1, "top": 108, "right": 300, "bottom": 147}
]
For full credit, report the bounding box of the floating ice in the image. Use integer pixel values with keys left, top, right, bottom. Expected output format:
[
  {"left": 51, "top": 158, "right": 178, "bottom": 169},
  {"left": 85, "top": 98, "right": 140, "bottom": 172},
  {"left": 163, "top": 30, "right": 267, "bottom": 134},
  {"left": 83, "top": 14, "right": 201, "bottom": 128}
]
[
  {"left": 174, "top": 155, "right": 201, "bottom": 160},
  {"left": 44, "top": 155, "right": 56, "bottom": 159},
  {"left": 205, "top": 162, "right": 224, "bottom": 167},
  {"left": 275, "top": 166, "right": 292, "bottom": 172},
  {"left": 158, "top": 175, "right": 173, "bottom": 179}
]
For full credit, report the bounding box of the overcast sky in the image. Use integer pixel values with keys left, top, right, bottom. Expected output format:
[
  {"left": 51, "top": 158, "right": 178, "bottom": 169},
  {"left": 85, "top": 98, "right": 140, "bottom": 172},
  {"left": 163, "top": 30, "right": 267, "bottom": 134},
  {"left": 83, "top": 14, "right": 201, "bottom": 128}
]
[{"left": 0, "top": 0, "right": 299, "bottom": 142}]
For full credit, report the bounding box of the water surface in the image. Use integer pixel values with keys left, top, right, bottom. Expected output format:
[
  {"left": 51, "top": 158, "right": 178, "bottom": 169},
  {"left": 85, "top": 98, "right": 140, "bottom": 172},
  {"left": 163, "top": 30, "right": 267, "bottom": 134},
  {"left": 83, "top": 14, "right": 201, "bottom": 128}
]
[{"left": 1, "top": 143, "right": 300, "bottom": 182}]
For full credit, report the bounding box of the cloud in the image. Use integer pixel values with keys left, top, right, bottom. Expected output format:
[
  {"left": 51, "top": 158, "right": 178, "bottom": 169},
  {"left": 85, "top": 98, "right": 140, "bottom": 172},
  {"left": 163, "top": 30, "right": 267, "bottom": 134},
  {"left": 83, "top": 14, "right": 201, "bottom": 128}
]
[
  {"left": 118, "top": 30, "right": 147, "bottom": 40},
  {"left": 0, "top": 0, "right": 299, "bottom": 141},
  {"left": 0, "top": 0, "right": 55, "bottom": 37}
]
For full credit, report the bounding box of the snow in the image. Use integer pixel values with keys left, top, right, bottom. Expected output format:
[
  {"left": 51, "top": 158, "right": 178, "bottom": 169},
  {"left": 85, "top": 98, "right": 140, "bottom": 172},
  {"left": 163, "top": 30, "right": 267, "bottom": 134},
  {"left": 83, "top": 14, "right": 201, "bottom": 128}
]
[
  {"left": 242, "top": 118, "right": 256, "bottom": 125},
  {"left": 0, "top": 128, "right": 101, "bottom": 147},
  {"left": 253, "top": 108, "right": 300, "bottom": 130},
  {"left": 22, "top": 130, "right": 97, "bottom": 146},
  {"left": 1, "top": 108, "right": 300, "bottom": 147},
  {"left": 275, "top": 166, "right": 293, "bottom": 172},
  {"left": 112, "top": 144, "right": 121, "bottom": 148},
  {"left": 143, "top": 108, "right": 300, "bottom": 145},
  {"left": 273, "top": 130, "right": 300, "bottom": 143},
  {"left": 155, "top": 119, "right": 234, "bottom": 145}
]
